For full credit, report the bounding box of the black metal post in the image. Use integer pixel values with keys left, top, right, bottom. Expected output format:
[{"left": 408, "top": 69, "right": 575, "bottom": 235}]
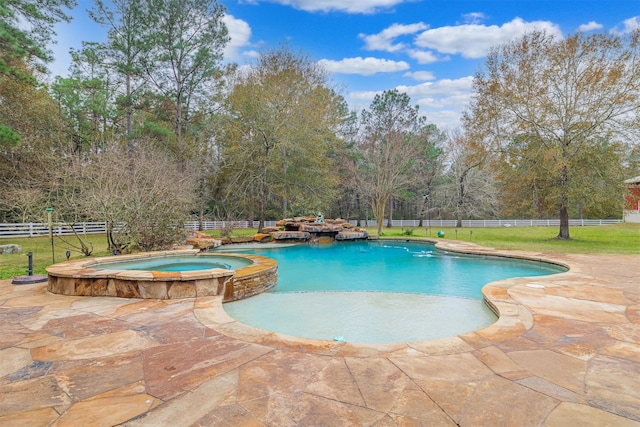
[
  {"left": 46, "top": 208, "right": 54, "bottom": 264},
  {"left": 27, "top": 251, "right": 33, "bottom": 276}
]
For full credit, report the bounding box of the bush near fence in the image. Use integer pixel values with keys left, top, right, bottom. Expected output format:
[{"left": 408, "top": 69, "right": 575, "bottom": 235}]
[{"left": 0, "top": 219, "right": 623, "bottom": 239}]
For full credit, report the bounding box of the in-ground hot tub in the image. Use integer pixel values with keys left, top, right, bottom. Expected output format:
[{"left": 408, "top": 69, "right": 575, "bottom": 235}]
[
  {"left": 93, "top": 254, "right": 254, "bottom": 272},
  {"left": 46, "top": 249, "right": 277, "bottom": 301}
]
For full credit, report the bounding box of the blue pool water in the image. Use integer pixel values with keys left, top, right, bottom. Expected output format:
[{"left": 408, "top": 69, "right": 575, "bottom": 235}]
[
  {"left": 90, "top": 255, "right": 253, "bottom": 272},
  {"left": 219, "top": 241, "right": 565, "bottom": 343}
]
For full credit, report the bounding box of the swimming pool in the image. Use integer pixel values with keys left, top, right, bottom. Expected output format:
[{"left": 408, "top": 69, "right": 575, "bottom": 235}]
[{"left": 218, "top": 241, "right": 565, "bottom": 343}]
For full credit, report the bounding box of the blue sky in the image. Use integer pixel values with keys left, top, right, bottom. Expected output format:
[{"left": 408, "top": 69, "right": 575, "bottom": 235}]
[{"left": 51, "top": 0, "right": 640, "bottom": 130}]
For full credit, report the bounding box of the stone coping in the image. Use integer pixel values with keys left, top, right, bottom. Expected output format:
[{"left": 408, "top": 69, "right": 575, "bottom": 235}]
[
  {"left": 45, "top": 249, "right": 278, "bottom": 300},
  {"left": 46, "top": 249, "right": 255, "bottom": 282}
]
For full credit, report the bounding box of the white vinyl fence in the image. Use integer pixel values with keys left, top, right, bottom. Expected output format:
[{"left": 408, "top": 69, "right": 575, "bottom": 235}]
[
  {"left": 0, "top": 222, "right": 113, "bottom": 239},
  {"left": 0, "top": 218, "right": 623, "bottom": 239},
  {"left": 362, "top": 219, "right": 623, "bottom": 228}
]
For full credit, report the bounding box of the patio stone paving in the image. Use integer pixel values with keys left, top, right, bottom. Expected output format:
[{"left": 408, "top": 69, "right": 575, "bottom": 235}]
[{"left": 0, "top": 241, "right": 639, "bottom": 426}]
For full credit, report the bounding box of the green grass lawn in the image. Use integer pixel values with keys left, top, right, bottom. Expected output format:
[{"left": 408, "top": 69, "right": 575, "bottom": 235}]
[
  {"left": 373, "top": 222, "right": 640, "bottom": 254},
  {"left": 0, "top": 234, "right": 115, "bottom": 279},
  {"left": 1, "top": 223, "right": 638, "bottom": 280}
]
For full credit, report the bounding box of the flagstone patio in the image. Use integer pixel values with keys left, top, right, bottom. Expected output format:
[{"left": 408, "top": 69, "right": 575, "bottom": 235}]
[{"left": 0, "top": 241, "right": 638, "bottom": 426}]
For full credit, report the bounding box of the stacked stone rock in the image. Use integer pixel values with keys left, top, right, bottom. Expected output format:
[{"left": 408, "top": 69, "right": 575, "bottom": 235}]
[{"left": 256, "top": 217, "right": 368, "bottom": 243}]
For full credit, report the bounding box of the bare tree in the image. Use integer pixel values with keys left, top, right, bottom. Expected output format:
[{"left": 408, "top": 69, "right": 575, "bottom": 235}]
[
  {"left": 465, "top": 30, "right": 640, "bottom": 239},
  {"left": 350, "top": 89, "right": 433, "bottom": 236},
  {"left": 0, "top": 64, "right": 66, "bottom": 221},
  {"left": 0, "top": 188, "right": 45, "bottom": 222},
  {"left": 55, "top": 142, "right": 197, "bottom": 252},
  {"left": 440, "top": 131, "right": 498, "bottom": 227}
]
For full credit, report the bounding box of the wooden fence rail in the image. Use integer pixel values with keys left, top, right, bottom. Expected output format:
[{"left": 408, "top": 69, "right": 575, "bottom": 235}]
[{"left": 0, "top": 218, "right": 623, "bottom": 239}]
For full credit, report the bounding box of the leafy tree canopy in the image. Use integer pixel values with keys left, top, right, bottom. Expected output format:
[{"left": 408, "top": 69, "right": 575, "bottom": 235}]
[
  {"left": 0, "top": 0, "right": 75, "bottom": 147},
  {"left": 0, "top": 0, "right": 76, "bottom": 81}
]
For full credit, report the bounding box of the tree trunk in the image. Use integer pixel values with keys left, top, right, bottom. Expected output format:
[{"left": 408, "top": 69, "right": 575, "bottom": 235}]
[
  {"left": 456, "top": 175, "right": 465, "bottom": 228},
  {"left": 258, "top": 177, "right": 266, "bottom": 232},
  {"left": 386, "top": 197, "right": 393, "bottom": 228},
  {"left": 372, "top": 195, "right": 387, "bottom": 236},
  {"left": 247, "top": 195, "right": 255, "bottom": 229},
  {"left": 106, "top": 222, "right": 112, "bottom": 251},
  {"left": 258, "top": 200, "right": 265, "bottom": 232},
  {"left": 258, "top": 155, "right": 268, "bottom": 233},
  {"left": 281, "top": 146, "right": 287, "bottom": 218},
  {"left": 125, "top": 73, "right": 134, "bottom": 155},
  {"left": 126, "top": 74, "right": 132, "bottom": 136},
  {"left": 557, "top": 164, "right": 571, "bottom": 240},
  {"left": 175, "top": 84, "right": 187, "bottom": 172},
  {"left": 558, "top": 205, "right": 570, "bottom": 239},
  {"left": 198, "top": 204, "right": 204, "bottom": 231},
  {"left": 456, "top": 189, "right": 463, "bottom": 228}
]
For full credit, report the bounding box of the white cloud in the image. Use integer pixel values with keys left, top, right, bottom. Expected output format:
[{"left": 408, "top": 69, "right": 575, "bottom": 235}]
[
  {"left": 318, "top": 57, "right": 409, "bottom": 75},
  {"left": 611, "top": 17, "right": 640, "bottom": 35},
  {"left": 360, "top": 22, "right": 429, "bottom": 52},
  {"left": 461, "top": 12, "right": 486, "bottom": 25},
  {"left": 403, "top": 71, "right": 435, "bottom": 81},
  {"left": 254, "top": 0, "right": 409, "bottom": 14},
  {"left": 577, "top": 21, "right": 603, "bottom": 32},
  {"left": 223, "top": 15, "right": 252, "bottom": 61},
  {"left": 396, "top": 76, "right": 474, "bottom": 101},
  {"left": 403, "top": 77, "right": 475, "bottom": 129},
  {"left": 422, "top": 109, "right": 464, "bottom": 131},
  {"left": 415, "top": 17, "right": 562, "bottom": 58},
  {"left": 349, "top": 76, "right": 474, "bottom": 130},
  {"left": 407, "top": 49, "right": 442, "bottom": 64},
  {"left": 243, "top": 50, "right": 261, "bottom": 59},
  {"left": 349, "top": 90, "right": 380, "bottom": 102}
]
